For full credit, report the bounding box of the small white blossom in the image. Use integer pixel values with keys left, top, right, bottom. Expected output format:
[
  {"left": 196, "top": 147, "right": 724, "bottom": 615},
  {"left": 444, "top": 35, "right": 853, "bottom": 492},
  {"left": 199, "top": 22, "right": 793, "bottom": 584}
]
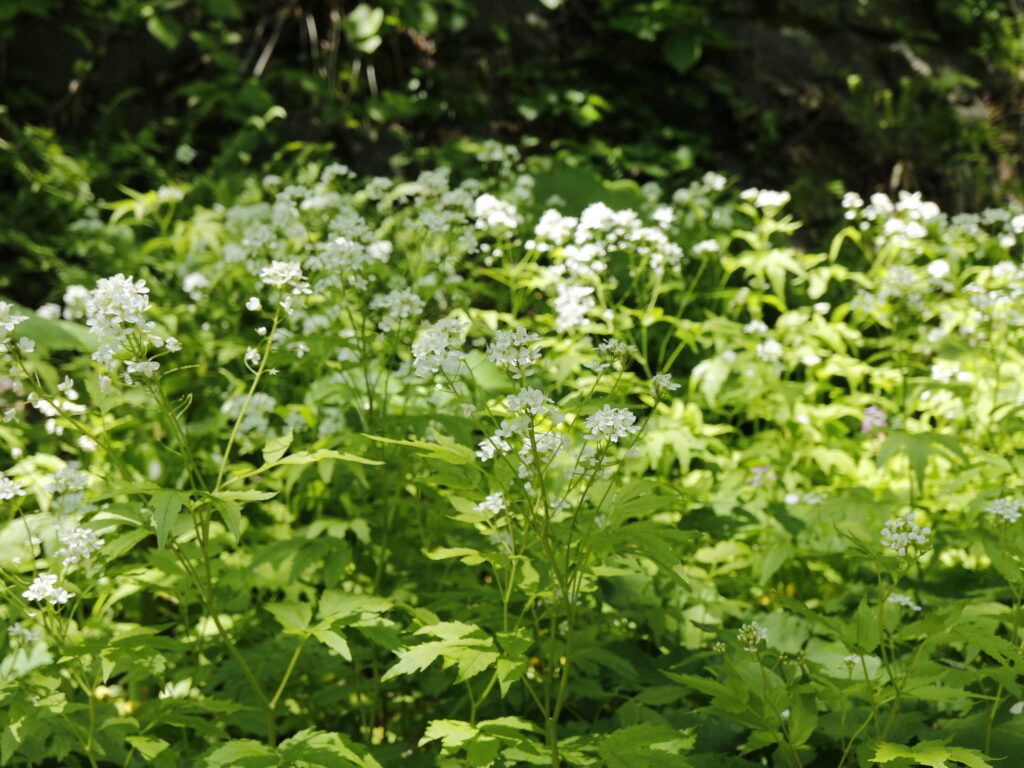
[
  {"left": 881, "top": 513, "right": 931, "bottom": 557},
  {"left": 887, "top": 593, "right": 922, "bottom": 612},
  {"left": 986, "top": 497, "right": 1022, "bottom": 524},
  {"left": 22, "top": 573, "right": 75, "bottom": 606},
  {"left": 246, "top": 297, "right": 262, "bottom": 311},
  {"left": 412, "top": 318, "right": 467, "bottom": 379},
  {"left": 474, "top": 492, "right": 506, "bottom": 516},
  {"left": 55, "top": 526, "right": 105, "bottom": 567},
  {"left": 584, "top": 405, "right": 639, "bottom": 443}
]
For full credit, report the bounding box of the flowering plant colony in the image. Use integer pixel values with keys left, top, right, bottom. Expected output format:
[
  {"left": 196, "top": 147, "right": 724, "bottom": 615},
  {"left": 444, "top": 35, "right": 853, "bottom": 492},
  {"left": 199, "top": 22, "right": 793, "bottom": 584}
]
[{"left": 2, "top": 146, "right": 1024, "bottom": 768}]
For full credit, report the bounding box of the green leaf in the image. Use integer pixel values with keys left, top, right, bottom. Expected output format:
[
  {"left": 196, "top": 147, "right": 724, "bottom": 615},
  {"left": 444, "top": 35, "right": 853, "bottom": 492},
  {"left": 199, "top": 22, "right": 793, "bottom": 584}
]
[
  {"left": 209, "top": 489, "right": 276, "bottom": 539},
  {"left": 788, "top": 693, "right": 818, "bottom": 747},
  {"left": 262, "top": 431, "right": 294, "bottom": 464},
  {"left": 419, "top": 719, "right": 479, "bottom": 749},
  {"left": 266, "top": 602, "right": 312, "bottom": 633},
  {"left": 151, "top": 490, "right": 188, "bottom": 550},
  {"left": 318, "top": 591, "right": 392, "bottom": 623},
  {"left": 277, "top": 729, "right": 383, "bottom": 768},
  {"left": 872, "top": 740, "right": 993, "bottom": 767},
  {"left": 200, "top": 739, "right": 276, "bottom": 767},
  {"left": 662, "top": 31, "right": 702, "bottom": 74},
  {"left": 126, "top": 735, "right": 170, "bottom": 760},
  {"left": 363, "top": 433, "right": 477, "bottom": 465},
  {"left": 599, "top": 724, "right": 695, "bottom": 768},
  {"left": 311, "top": 629, "right": 351, "bottom": 660},
  {"left": 147, "top": 14, "right": 183, "bottom": 49},
  {"left": 382, "top": 623, "right": 498, "bottom": 683}
]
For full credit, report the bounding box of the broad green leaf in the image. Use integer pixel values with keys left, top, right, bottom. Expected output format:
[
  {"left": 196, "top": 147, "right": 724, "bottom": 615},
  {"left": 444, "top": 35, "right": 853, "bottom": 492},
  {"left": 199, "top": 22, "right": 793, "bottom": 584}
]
[
  {"left": 266, "top": 602, "right": 312, "bottom": 633},
  {"left": 126, "top": 735, "right": 170, "bottom": 760},
  {"left": 872, "top": 740, "right": 993, "bottom": 767},
  {"left": 419, "top": 719, "right": 479, "bottom": 749},
  {"left": 262, "top": 431, "right": 293, "bottom": 464},
  {"left": 599, "top": 724, "right": 695, "bottom": 768},
  {"left": 662, "top": 31, "right": 702, "bottom": 74},
  {"left": 277, "top": 729, "right": 382, "bottom": 768},
  {"left": 200, "top": 739, "right": 276, "bottom": 767}
]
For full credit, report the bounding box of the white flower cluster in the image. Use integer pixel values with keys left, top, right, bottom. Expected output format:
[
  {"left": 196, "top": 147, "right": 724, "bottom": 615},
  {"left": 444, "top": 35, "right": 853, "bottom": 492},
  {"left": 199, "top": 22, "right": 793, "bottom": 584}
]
[
  {"left": 881, "top": 513, "right": 931, "bottom": 557},
  {"left": 474, "top": 492, "right": 506, "bottom": 516},
  {"left": 648, "top": 373, "right": 680, "bottom": 396},
  {"left": 473, "top": 194, "right": 521, "bottom": 231},
  {"left": 22, "top": 573, "right": 75, "bottom": 606},
  {"left": 412, "top": 318, "right": 467, "bottom": 379},
  {"left": 986, "top": 497, "right": 1022, "bottom": 524},
  {"left": 369, "top": 289, "right": 426, "bottom": 332},
  {"left": 584, "top": 405, "right": 639, "bottom": 443},
  {"left": 737, "top": 621, "right": 768, "bottom": 652},
  {"left": 85, "top": 274, "right": 179, "bottom": 387},
  {"left": 48, "top": 465, "right": 92, "bottom": 518},
  {"left": 740, "top": 188, "right": 791, "bottom": 210},
  {"left": 0, "top": 470, "right": 25, "bottom": 501},
  {"left": 54, "top": 526, "right": 105, "bottom": 567},
  {"left": 487, "top": 327, "right": 542, "bottom": 379},
  {"left": 887, "top": 593, "right": 922, "bottom": 612},
  {"left": 0, "top": 301, "right": 29, "bottom": 356}
]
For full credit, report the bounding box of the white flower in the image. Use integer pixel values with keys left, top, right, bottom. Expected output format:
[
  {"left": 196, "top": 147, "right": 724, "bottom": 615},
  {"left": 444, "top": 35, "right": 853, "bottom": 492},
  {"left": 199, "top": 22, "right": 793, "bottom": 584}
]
[
  {"left": 506, "top": 387, "right": 553, "bottom": 415},
  {"left": 259, "top": 261, "right": 310, "bottom": 295},
  {"left": 473, "top": 194, "right": 520, "bottom": 230},
  {"left": 487, "top": 328, "right": 542, "bottom": 379},
  {"left": 84, "top": 274, "right": 151, "bottom": 339},
  {"left": 244, "top": 347, "right": 261, "bottom": 368},
  {"left": 987, "top": 497, "right": 1022, "bottom": 524},
  {"left": 22, "top": 573, "right": 75, "bottom": 605},
  {"left": 0, "top": 302, "right": 29, "bottom": 341},
  {"left": 692, "top": 239, "right": 720, "bottom": 255},
  {"left": 125, "top": 360, "right": 159, "bottom": 378},
  {"left": 55, "top": 526, "right": 105, "bottom": 566},
  {"left": 7, "top": 622, "right": 39, "bottom": 642},
  {"left": 36, "top": 302, "right": 61, "bottom": 320},
  {"left": 584, "top": 405, "right": 639, "bottom": 443},
  {"left": 881, "top": 513, "right": 931, "bottom": 557},
  {"left": 887, "top": 593, "right": 922, "bottom": 612},
  {"left": 737, "top": 622, "right": 768, "bottom": 652},
  {"left": 246, "top": 297, "right": 262, "bottom": 311},
  {"left": 474, "top": 492, "right": 506, "bottom": 516},
  {"left": 649, "top": 373, "right": 680, "bottom": 395},
  {"left": 182, "top": 272, "right": 209, "bottom": 297},
  {"left": 175, "top": 144, "right": 197, "bottom": 164},
  {"left": 926, "top": 259, "right": 950, "bottom": 279},
  {"left": 17, "top": 337, "right": 35, "bottom": 354},
  {"left": 553, "top": 284, "right": 596, "bottom": 332},
  {"left": 369, "top": 289, "right": 426, "bottom": 331},
  {"left": 412, "top": 318, "right": 467, "bottom": 378},
  {"left": 755, "top": 339, "right": 784, "bottom": 363},
  {"left": 0, "top": 473, "right": 25, "bottom": 500}
]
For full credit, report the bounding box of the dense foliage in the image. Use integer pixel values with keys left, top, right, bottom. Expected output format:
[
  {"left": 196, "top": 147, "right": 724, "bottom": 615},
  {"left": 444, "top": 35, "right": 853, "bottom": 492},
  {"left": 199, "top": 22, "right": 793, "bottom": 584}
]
[
  {"left": 5, "top": 1, "right": 1024, "bottom": 766},
  {"left": 3, "top": 146, "right": 1024, "bottom": 767}
]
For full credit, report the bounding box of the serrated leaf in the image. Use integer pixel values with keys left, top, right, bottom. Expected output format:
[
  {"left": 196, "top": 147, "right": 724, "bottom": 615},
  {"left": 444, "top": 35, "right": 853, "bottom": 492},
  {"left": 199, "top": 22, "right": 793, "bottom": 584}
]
[
  {"left": 262, "top": 431, "right": 293, "bottom": 464},
  {"left": 151, "top": 490, "right": 187, "bottom": 550},
  {"left": 266, "top": 602, "right": 312, "bottom": 633},
  {"left": 311, "top": 629, "right": 351, "bottom": 660},
  {"left": 873, "top": 740, "right": 993, "bottom": 767},
  {"left": 200, "top": 739, "right": 275, "bottom": 767},
  {"left": 126, "top": 735, "right": 170, "bottom": 760},
  {"left": 419, "top": 719, "right": 479, "bottom": 749},
  {"left": 599, "top": 724, "right": 695, "bottom": 768}
]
